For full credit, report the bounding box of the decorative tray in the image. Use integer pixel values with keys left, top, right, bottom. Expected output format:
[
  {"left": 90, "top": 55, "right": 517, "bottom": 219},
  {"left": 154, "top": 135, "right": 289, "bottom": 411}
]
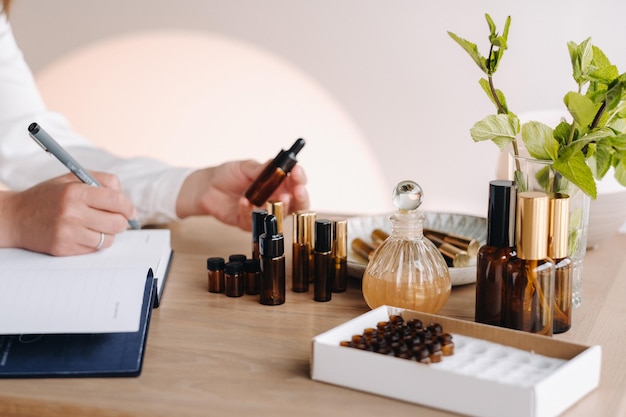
[{"left": 347, "top": 212, "right": 487, "bottom": 286}]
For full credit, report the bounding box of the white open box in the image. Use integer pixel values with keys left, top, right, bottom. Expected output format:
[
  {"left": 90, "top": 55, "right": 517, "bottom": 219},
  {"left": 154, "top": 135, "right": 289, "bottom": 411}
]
[{"left": 311, "top": 306, "right": 601, "bottom": 417}]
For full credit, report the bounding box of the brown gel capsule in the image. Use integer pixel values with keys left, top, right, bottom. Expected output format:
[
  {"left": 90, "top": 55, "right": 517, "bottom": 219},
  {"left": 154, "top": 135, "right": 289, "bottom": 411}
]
[{"left": 439, "top": 333, "right": 455, "bottom": 356}]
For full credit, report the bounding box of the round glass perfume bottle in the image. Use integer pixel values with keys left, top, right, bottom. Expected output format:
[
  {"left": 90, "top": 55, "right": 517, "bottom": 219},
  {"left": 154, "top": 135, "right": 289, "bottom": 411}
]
[{"left": 362, "top": 180, "right": 451, "bottom": 313}]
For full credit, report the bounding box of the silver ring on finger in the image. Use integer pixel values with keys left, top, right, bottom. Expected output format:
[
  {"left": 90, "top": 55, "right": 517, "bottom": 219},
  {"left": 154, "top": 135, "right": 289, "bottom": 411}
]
[{"left": 95, "top": 231, "right": 105, "bottom": 250}]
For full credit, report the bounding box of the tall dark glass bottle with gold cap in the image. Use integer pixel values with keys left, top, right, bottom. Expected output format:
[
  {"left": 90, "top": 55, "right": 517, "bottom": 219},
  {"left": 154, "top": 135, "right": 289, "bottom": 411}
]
[
  {"left": 549, "top": 193, "right": 573, "bottom": 334},
  {"left": 504, "top": 191, "right": 555, "bottom": 335},
  {"left": 475, "top": 180, "right": 516, "bottom": 326}
]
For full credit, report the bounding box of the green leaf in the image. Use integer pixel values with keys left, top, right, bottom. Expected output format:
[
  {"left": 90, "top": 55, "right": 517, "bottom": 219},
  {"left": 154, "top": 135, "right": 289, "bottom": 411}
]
[
  {"left": 552, "top": 147, "right": 597, "bottom": 199},
  {"left": 564, "top": 91, "right": 598, "bottom": 129},
  {"left": 553, "top": 121, "right": 572, "bottom": 146},
  {"left": 588, "top": 139, "right": 613, "bottom": 179},
  {"left": 521, "top": 121, "right": 559, "bottom": 160},
  {"left": 615, "top": 159, "right": 626, "bottom": 187},
  {"left": 448, "top": 31, "right": 487, "bottom": 73},
  {"left": 568, "top": 38, "right": 592, "bottom": 83},
  {"left": 470, "top": 114, "right": 519, "bottom": 150}
]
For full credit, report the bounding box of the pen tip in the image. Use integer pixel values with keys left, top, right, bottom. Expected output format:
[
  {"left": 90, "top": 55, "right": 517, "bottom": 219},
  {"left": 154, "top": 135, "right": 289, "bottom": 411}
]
[{"left": 28, "top": 122, "right": 39, "bottom": 133}]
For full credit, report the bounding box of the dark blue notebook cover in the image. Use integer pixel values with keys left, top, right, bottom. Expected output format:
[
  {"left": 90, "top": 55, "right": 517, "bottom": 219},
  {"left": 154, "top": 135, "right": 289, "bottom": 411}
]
[{"left": 0, "top": 274, "right": 155, "bottom": 378}]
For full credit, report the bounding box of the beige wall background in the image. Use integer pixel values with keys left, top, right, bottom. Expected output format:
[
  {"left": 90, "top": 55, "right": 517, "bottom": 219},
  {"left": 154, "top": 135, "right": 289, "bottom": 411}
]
[{"left": 8, "top": 0, "right": 625, "bottom": 217}]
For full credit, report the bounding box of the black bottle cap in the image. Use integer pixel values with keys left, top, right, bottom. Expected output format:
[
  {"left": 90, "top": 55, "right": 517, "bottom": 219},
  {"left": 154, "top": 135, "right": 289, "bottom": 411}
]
[
  {"left": 260, "top": 215, "right": 284, "bottom": 258},
  {"left": 207, "top": 257, "right": 225, "bottom": 271},
  {"left": 273, "top": 138, "right": 305, "bottom": 173},
  {"left": 315, "top": 219, "right": 333, "bottom": 252},
  {"left": 229, "top": 254, "right": 247, "bottom": 263},
  {"left": 486, "top": 180, "right": 517, "bottom": 247},
  {"left": 225, "top": 261, "right": 244, "bottom": 275},
  {"left": 252, "top": 209, "right": 268, "bottom": 242},
  {"left": 244, "top": 258, "right": 261, "bottom": 273}
]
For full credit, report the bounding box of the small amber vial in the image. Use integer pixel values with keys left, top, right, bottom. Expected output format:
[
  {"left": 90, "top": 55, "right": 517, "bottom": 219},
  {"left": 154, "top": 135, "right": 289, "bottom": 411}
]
[
  {"left": 207, "top": 257, "right": 225, "bottom": 293},
  {"left": 224, "top": 261, "right": 244, "bottom": 297},
  {"left": 244, "top": 259, "right": 261, "bottom": 295}
]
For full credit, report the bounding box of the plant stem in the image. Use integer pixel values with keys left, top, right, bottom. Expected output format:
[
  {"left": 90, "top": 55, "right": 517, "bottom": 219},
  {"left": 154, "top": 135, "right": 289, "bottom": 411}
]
[
  {"left": 488, "top": 74, "right": 522, "bottom": 172},
  {"left": 591, "top": 101, "right": 607, "bottom": 129}
]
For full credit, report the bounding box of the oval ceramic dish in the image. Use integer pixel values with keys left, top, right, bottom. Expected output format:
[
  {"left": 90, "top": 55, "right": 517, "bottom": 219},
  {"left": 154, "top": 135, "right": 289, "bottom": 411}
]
[{"left": 347, "top": 212, "right": 487, "bottom": 286}]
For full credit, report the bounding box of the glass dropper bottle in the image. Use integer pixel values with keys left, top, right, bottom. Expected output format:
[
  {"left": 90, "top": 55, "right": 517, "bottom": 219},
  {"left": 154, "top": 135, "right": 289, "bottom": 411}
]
[{"left": 361, "top": 180, "right": 451, "bottom": 313}]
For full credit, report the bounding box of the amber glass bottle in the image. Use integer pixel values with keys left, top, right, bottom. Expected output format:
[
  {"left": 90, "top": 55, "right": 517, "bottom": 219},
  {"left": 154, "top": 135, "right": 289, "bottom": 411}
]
[
  {"left": 549, "top": 193, "right": 573, "bottom": 334},
  {"left": 224, "top": 261, "right": 244, "bottom": 297},
  {"left": 504, "top": 192, "right": 555, "bottom": 335},
  {"left": 314, "top": 219, "right": 333, "bottom": 302},
  {"left": 331, "top": 219, "right": 348, "bottom": 293},
  {"left": 475, "top": 180, "right": 516, "bottom": 326},
  {"left": 206, "top": 257, "right": 225, "bottom": 293},
  {"left": 259, "top": 215, "right": 286, "bottom": 305},
  {"left": 292, "top": 211, "right": 314, "bottom": 292},
  {"left": 245, "top": 138, "right": 305, "bottom": 207}
]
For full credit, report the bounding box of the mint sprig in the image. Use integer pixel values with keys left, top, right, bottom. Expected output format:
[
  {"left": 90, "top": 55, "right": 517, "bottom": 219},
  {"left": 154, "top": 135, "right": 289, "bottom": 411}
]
[{"left": 449, "top": 14, "right": 626, "bottom": 199}]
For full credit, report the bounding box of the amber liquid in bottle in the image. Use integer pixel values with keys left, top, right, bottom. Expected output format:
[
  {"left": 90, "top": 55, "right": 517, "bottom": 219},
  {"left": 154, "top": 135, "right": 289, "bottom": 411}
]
[
  {"left": 475, "top": 180, "right": 516, "bottom": 326},
  {"left": 505, "top": 259, "right": 555, "bottom": 335},
  {"left": 553, "top": 257, "right": 573, "bottom": 333},
  {"left": 362, "top": 181, "right": 451, "bottom": 314}
]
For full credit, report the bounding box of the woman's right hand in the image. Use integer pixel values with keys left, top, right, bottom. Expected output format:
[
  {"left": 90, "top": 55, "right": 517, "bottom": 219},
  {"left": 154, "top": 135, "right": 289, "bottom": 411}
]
[{"left": 0, "top": 172, "right": 137, "bottom": 256}]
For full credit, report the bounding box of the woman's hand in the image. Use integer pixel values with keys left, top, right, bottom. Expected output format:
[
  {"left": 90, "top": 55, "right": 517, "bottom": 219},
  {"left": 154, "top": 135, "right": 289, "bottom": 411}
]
[
  {"left": 0, "top": 172, "right": 137, "bottom": 255},
  {"left": 176, "top": 159, "right": 309, "bottom": 230}
]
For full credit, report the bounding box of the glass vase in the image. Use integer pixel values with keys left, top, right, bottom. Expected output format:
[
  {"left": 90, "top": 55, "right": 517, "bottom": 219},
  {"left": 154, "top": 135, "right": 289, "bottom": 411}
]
[{"left": 509, "top": 154, "right": 590, "bottom": 308}]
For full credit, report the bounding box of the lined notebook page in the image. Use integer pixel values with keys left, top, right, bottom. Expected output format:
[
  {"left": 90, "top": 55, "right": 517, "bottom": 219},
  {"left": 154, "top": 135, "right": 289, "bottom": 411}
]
[{"left": 0, "top": 229, "right": 171, "bottom": 334}]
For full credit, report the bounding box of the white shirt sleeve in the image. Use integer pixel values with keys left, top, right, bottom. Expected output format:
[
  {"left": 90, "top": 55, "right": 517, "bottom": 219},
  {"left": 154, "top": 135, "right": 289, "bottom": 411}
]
[{"left": 0, "top": 13, "right": 193, "bottom": 225}]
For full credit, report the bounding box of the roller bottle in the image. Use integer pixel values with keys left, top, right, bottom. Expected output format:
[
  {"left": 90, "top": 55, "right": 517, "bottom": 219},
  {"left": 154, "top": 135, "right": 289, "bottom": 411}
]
[
  {"left": 549, "top": 193, "right": 573, "bottom": 334},
  {"left": 292, "top": 211, "right": 314, "bottom": 292},
  {"left": 332, "top": 219, "right": 348, "bottom": 293},
  {"left": 505, "top": 192, "right": 555, "bottom": 335},
  {"left": 259, "top": 215, "right": 286, "bottom": 305},
  {"left": 314, "top": 219, "right": 333, "bottom": 302},
  {"left": 245, "top": 138, "right": 305, "bottom": 207},
  {"left": 475, "top": 180, "right": 516, "bottom": 326}
]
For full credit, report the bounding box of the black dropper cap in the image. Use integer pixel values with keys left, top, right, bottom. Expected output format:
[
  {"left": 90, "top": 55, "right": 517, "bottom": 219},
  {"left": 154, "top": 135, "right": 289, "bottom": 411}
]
[
  {"left": 252, "top": 209, "right": 268, "bottom": 242},
  {"left": 260, "top": 215, "right": 284, "bottom": 258},
  {"left": 273, "top": 138, "right": 305, "bottom": 173},
  {"left": 314, "top": 219, "right": 333, "bottom": 253},
  {"left": 486, "top": 180, "right": 517, "bottom": 247}
]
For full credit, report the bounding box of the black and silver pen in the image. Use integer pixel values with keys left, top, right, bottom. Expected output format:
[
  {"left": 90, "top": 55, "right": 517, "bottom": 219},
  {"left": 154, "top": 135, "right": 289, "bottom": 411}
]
[{"left": 27, "top": 122, "right": 141, "bottom": 230}]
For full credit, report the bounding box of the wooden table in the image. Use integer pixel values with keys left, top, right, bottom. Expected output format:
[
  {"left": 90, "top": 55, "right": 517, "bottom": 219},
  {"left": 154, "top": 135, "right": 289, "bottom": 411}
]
[{"left": 1, "top": 215, "right": 625, "bottom": 417}]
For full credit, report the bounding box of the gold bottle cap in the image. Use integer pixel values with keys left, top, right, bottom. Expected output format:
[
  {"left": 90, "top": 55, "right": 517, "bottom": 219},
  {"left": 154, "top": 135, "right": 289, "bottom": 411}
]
[
  {"left": 266, "top": 200, "right": 284, "bottom": 234},
  {"left": 548, "top": 193, "right": 570, "bottom": 259},
  {"left": 332, "top": 219, "right": 348, "bottom": 258},
  {"left": 293, "top": 211, "right": 315, "bottom": 243},
  {"left": 516, "top": 191, "right": 550, "bottom": 260}
]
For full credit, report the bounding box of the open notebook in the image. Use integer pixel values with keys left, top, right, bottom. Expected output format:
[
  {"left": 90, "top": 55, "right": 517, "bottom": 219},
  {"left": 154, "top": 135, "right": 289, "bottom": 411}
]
[{"left": 0, "top": 229, "right": 172, "bottom": 335}]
